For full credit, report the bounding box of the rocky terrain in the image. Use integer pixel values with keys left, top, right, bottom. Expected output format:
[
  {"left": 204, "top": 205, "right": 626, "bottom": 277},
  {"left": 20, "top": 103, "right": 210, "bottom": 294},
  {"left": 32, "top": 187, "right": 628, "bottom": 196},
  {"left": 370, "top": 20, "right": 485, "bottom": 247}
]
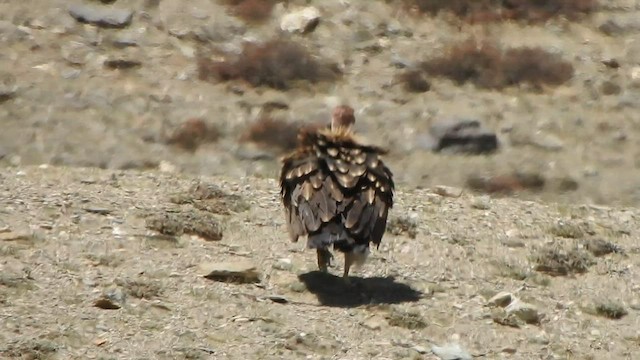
[
  {"left": 1, "top": 166, "right": 639, "bottom": 359},
  {"left": 1, "top": 0, "right": 640, "bottom": 359},
  {"left": 0, "top": 0, "right": 639, "bottom": 206}
]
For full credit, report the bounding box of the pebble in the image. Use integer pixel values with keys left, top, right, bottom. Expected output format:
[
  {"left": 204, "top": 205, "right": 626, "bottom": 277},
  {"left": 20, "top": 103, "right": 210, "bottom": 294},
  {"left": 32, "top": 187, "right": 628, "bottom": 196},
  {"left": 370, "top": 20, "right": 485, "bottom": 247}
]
[
  {"left": 361, "top": 316, "right": 385, "bottom": 330},
  {"left": 470, "top": 195, "right": 491, "bottom": 210},
  {"left": 68, "top": 3, "right": 134, "bottom": 29}
]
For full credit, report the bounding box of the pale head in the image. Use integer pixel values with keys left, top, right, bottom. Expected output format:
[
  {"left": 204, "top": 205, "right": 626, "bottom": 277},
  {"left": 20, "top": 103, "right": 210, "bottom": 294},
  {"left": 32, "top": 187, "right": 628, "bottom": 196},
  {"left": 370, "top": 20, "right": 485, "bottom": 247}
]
[{"left": 330, "top": 105, "right": 355, "bottom": 132}]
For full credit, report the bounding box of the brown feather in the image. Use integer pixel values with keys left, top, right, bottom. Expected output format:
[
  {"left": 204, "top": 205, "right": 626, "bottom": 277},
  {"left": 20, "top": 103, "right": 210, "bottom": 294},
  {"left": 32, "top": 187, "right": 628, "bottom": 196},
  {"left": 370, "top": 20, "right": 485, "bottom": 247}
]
[{"left": 279, "top": 108, "right": 395, "bottom": 260}]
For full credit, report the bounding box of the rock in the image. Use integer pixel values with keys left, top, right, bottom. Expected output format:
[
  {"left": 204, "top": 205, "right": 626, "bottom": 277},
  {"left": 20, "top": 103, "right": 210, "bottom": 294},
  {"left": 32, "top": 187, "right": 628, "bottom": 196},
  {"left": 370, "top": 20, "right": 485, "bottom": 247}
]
[
  {"left": 273, "top": 258, "right": 293, "bottom": 271},
  {"left": 487, "top": 292, "right": 513, "bottom": 307},
  {"left": 103, "top": 58, "right": 142, "bottom": 70},
  {"left": 94, "top": 288, "right": 126, "bottom": 309},
  {"left": 61, "top": 42, "right": 93, "bottom": 65},
  {"left": 199, "top": 260, "right": 261, "bottom": 284},
  {"left": 68, "top": 3, "right": 134, "bottom": 29},
  {"left": 431, "top": 343, "right": 473, "bottom": 360},
  {"left": 427, "top": 119, "right": 499, "bottom": 154},
  {"left": 470, "top": 195, "right": 490, "bottom": 210},
  {"left": 412, "top": 345, "right": 429, "bottom": 354},
  {"left": 506, "top": 299, "right": 541, "bottom": 324},
  {"left": 280, "top": 6, "right": 320, "bottom": 34},
  {"left": 531, "top": 132, "right": 564, "bottom": 151},
  {"left": 433, "top": 185, "right": 463, "bottom": 198},
  {"left": 361, "top": 316, "right": 386, "bottom": 330},
  {"left": 601, "top": 80, "right": 621, "bottom": 95}
]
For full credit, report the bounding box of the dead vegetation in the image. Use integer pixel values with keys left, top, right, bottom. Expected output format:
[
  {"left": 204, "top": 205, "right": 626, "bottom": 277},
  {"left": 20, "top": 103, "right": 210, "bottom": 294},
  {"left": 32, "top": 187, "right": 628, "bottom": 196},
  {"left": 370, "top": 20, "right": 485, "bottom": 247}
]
[
  {"left": 593, "top": 301, "right": 629, "bottom": 319},
  {"left": 164, "top": 118, "right": 220, "bottom": 152},
  {"left": 144, "top": 210, "right": 223, "bottom": 241},
  {"left": 239, "top": 115, "right": 307, "bottom": 153},
  {"left": 401, "top": 0, "right": 598, "bottom": 23},
  {"left": 220, "top": 0, "right": 279, "bottom": 23},
  {"left": 197, "top": 39, "right": 340, "bottom": 90},
  {"left": 418, "top": 39, "right": 574, "bottom": 90},
  {"left": 0, "top": 339, "right": 59, "bottom": 359},
  {"left": 170, "top": 181, "right": 250, "bottom": 215},
  {"left": 532, "top": 244, "right": 594, "bottom": 276}
]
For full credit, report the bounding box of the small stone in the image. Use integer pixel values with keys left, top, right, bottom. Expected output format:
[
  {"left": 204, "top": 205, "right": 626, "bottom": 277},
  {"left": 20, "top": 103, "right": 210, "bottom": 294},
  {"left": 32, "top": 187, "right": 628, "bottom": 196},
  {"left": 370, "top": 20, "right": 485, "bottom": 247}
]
[
  {"left": 273, "top": 258, "right": 293, "bottom": 271},
  {"left": 506, "top": 299, "right": 541, "bottom": 324},
  {"left": 531, "top": 132, "right": 564, "bottom": 151},
  {"left": 412, "top": 345, "right": 429, "bottom": 354},
  {"left": 94, "top": 288, "right": 126, "bottom": 309},
  {"left": 487, "top": 292, "right": 514, "bottom": 307},
  {"left": 103, "top": 58, "right": 142, "bottom": 69},
  {"left": 289, "top": 281, "right": 306, "bottom": 292},
  {"left": 199, "top": 260, "right": 261, "bottom": 284},
  {"left": 433, "top": 185, "right": 463, "bottom": 198},
  {"left": 470, "top": 195, "right": 490, "bottom": 210},
  {"left": 601, "top": 80, "right": 621, "bottom": 95},
  {"left": 361, "top": 316, "right": 386, "bottom": 330},
  {"left": 431, "top": 343, "right": 473, "bottom": 360},
  {"left": 68, "top": 4, "right": 133, "bottom": 28},
  {"left": 280, "top": 6, "right": 320, "bottom": 34}
]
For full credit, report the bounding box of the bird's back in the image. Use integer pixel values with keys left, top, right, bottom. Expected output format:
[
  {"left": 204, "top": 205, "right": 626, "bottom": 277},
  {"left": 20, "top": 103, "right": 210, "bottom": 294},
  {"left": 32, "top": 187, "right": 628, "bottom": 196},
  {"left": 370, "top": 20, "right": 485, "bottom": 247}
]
[{"left": 279, "top": 127, "right": 394, "bottom": 251}]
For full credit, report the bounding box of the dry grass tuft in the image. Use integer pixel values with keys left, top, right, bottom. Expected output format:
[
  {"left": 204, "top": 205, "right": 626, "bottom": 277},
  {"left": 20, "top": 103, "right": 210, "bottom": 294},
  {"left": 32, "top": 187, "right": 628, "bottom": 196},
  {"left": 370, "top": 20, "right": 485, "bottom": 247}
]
[
  {"left": 420, "top": 39, "right": 574, "bottom": 90},
  {"left": 197, "top": 39, "right": 340, "bottom": 90},
  {"left": 532, "top": 244, "right": 594, "bottom": 276},
  {"left": 116, "top": 278, "right": 163, "bottom": 299},
  {"left": 1, "top": 339, "right": 59, "bottom": 359},
  {"left": 386, "top": 215, "right": 419, "bottom": 239},
  {"left": 402, "top": 0, "right": 598, "bottom": 23},
  {"left": 170, "top": 182, "right": 250, "bottom": 215},
  {"left": 386, "top": 308, "right": 428, "bottom": 329},
  {"left": 594, "top": 301, "right": 628, "bottom": 319},
  {"left": 145, "top": 210, "right": 223, "bottom": 241},
  {"left": 397, "top": 69, "right": 431, "bottom": 93},
  {"left": 165, "top": 118, "right": 220, "bottom": 152},
  {"left": 221, "top": 0, "right": 279, "bottom": 23}
]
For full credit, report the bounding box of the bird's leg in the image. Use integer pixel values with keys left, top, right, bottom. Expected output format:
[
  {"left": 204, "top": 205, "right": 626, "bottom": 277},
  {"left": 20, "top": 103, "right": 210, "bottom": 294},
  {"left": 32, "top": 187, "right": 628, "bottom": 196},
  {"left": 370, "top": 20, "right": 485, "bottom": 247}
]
[
  {"left": 317, "top": 248, "right": 332, "bottom": 273},
  {"left": 343, "top": 251, "right": 354, "bottom": 285}
]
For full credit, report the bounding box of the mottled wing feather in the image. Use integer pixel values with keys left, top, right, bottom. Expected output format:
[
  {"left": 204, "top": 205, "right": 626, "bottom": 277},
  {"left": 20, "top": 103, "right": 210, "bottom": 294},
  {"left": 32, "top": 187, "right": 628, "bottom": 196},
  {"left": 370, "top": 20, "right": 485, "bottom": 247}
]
[{"left": 280, "top": 129, "right": 394, "bottom": 247}]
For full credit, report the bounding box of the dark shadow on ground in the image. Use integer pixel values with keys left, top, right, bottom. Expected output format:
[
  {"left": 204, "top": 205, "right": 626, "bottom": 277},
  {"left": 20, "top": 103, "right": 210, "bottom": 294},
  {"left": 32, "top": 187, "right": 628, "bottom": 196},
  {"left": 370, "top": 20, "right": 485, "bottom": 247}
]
[{"left": 298, "top": 271, "right": 423, "bottom": 308}]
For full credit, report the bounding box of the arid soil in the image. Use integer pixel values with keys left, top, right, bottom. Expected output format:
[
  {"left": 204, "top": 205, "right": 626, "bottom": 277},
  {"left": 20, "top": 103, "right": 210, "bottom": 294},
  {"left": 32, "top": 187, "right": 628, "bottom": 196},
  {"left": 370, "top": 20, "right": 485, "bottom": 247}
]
[
  {"left": 1, "top": 166, "right": 639, "bottom": 360},
  {"left": 1, "top": 0, "right": 640, "bottom": 359}
]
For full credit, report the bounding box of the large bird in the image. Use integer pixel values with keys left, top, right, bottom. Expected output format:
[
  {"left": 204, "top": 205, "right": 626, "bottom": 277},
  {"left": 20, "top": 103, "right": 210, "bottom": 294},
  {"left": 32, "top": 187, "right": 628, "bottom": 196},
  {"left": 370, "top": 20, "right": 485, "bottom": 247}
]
[{"left": 279, "top": 105, "right": 394, "bottom": 282}]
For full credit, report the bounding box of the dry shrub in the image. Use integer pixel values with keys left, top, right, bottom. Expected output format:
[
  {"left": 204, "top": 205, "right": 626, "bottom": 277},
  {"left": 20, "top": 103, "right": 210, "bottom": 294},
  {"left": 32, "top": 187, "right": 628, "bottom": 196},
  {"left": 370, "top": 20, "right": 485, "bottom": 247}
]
[
  {"left": 165, "top": 118, "right": 220, "bottom": 152},
  {"left": 198, "top": 39, "right": 340, "bottom": 90},
  {"left": 403, "top": 0, "right": 598, "bottom": 23},
  {"left": 221, "top": 0, "right": 279, "bottom": 23},
  {"left": 240, "top": 116, "right": 304, "bottom": 153},
  {"left": 421, "top": 39, "right": 574, "bottom": 90},
  {"left": 398, "top": 69, "right": 431, "bottom": 93}
]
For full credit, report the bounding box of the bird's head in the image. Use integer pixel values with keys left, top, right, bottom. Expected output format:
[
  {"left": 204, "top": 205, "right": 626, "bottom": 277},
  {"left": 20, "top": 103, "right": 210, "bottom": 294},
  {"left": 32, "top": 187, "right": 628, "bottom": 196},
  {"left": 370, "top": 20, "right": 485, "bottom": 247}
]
[{"left": 330, "top": 105, "right": 355, "bottom": 133}]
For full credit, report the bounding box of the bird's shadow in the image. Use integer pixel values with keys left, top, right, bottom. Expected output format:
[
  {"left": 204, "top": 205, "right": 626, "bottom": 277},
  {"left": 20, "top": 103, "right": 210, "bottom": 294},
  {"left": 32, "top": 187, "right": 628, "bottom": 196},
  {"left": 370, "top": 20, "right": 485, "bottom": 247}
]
[{"left": 297, "top": 271, "right": 423, "bottom": 308}]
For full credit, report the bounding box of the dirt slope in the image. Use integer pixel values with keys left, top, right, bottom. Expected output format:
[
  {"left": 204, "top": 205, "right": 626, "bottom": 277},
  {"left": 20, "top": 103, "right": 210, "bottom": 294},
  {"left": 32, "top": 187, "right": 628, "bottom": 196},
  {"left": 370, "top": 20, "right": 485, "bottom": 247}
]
[{"left": 0, "top": 165, "right": 638, "bottom": 359}]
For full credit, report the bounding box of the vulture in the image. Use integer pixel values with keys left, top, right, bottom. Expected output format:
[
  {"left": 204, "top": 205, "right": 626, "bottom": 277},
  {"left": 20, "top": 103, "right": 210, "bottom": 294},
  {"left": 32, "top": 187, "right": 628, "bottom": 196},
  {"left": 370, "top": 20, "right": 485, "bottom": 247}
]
[{"left": 279, "top": 105, "right": 394, "bottom": 282}]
